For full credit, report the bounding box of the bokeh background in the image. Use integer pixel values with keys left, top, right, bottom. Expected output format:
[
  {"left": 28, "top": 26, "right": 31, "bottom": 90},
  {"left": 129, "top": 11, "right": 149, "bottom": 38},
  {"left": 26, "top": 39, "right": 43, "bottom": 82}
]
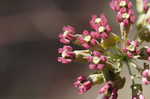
[{"left": 0, "top": 0, "right": 149, "bottom": 99}]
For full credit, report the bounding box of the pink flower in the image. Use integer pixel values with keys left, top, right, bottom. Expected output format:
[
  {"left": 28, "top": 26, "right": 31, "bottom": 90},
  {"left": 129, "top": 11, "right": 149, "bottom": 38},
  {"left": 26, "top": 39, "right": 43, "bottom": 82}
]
[
  {"left": 77, "top": 30, "right": 99, "bottom": 48},
  {"left": 142, "top": 69, "right": 150, "bottom": 85},
  {"left": 73, "top": 76, "right": 93, "bottom": 94},
  {"left": 110, "top": 0, "right": 136, "bottom": 26},
  {"left": 127, "top": 40, "right": 139, "bottom": 47},
  {"left": 59, "top": 25, "right": 75, "bottom": 44},
  {"left": 99, "top": 82, "right": 112, "bottom": 94},
  {"left": 116, "top": 9, "right": 136, "bottom": 26},
  {"left": 144, "top": 0, "right": 149, "bottom": 13},
  {"left": 139, "top": 95, "right": 145, "bottom": 99},
  {"left": 77, "top": 76, "right": 87, "bottom": 81},
  {"left": 90, "top": 14, "right": 112, "bottom": 39},
  {"left": 110, "top": 0, "right": 133, "bottom": 11},
  {"left": 90, "top": 14, "right": 108, "bottom": 28},
  {"left": 57, "top": 46, "right": 75, "bottom": 64},
  {"left": 79, "top": 81, "right": 92, "bottom": 94},
  {"left": 146, "top": 48, "right": 150, "bottom": 54},
  {"left": 73, "top": 76, "right": 86, "bottom": 87},
  {"left": 123, "top": 40, "right": 141, "bottom": 58},
  {"left": 99, "top": 82, "right": 118, "bottom": 99},
  {"left": 145, "top": 47, "right": 150, "bottom": 61},
  {"left": 87, "top": 51, "right": 107, "bottom": 70}
]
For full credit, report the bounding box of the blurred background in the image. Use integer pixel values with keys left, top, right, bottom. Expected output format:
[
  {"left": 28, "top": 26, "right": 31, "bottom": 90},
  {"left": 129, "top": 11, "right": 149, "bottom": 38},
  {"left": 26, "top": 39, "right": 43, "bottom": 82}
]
[{"left": 0, "top": 0, "right": 149, "bottom": 99}]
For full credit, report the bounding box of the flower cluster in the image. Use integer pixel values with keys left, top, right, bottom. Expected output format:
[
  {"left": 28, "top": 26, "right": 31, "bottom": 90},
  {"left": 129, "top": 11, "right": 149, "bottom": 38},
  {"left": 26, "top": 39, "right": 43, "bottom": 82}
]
[
  {"left": 110, "top": 0, "right": 136, "bottom": 26},
  {"left": 99, "top": 82, "right": 118, "bottom": 99},
  {"left": 57, "top": 46, "right": 75, "bottom": 64},
  {"left": 73, "top": 76, "right": 93, "bottom": 94},
  {"left": 87, "top": 51, "right": 107, "bottom": 70},
  {"left": 59, "top": 26, "right": 75, "bottom": 44},
  {"left": 123, "top": 40, "right": 141, "bottom": 58},
  {"left": 77, "top": 30, "right": 99, "bottom": 49},
  {"left": 123, "top": 41, "right": 150, "bottom": 61},
  {"left": 90, "top": 14, "right": 112, "bottom": 39},
  {"left": 57, "top": 0, "right": 150, "bottom": 99}
]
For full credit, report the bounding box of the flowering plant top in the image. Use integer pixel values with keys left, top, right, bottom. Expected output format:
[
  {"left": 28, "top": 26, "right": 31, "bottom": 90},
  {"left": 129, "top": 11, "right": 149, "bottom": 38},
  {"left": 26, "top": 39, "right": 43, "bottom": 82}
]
[{"left": 57, "top": 0, "right": 150, "bottom": 99}]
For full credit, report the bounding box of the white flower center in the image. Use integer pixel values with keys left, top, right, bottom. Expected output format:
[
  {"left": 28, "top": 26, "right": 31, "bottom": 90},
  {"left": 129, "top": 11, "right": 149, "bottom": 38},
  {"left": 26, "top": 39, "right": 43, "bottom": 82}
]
[
  {"left": 62, "top": 51, "right": 67, "bottom": 57},
  {"left": 127, "top": 41, "right": 137, "bottom": 51},
  {"left": 122, "top": 13, "right": 130, "bottom": 19},
  {"left": 84, "top": 35, "right": 91, "bottom": 42},
  {"left": 130, "top": 41, "right": 136, "bottom": 46},
  {"left": 98, "top": 26, "right": 105, "bottom": 32},
  {"left": 63, "top": 31, "right": 69, "bottom": 36},
  {"left": 95, "top": 18, "right": 101, "bottom": 24},
  {"left": 119, "top": 1, "right": 126, "bottom": 7},
  {"left": 93, "top": 56, "right": 101, "bottom": 64},
  {"left": 127, "top": 45, "right": 135, "bottom": 51},
  {"left": 89, "top": 74, "right": 101, "bottom": 83}
]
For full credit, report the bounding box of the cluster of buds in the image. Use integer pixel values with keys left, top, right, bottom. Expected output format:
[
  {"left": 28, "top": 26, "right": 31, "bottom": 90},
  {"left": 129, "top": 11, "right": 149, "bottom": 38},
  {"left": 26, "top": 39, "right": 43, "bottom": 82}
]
[
  {"left": 57, "top": 0, "right": 150, "bottom": 99},
  {"left": 110, "top": 0, "right": 136, "bottom": 26},
  {"left": 73, "top": 76, "right": 93, "bottom": 94},
  {"left": 77, "top": 30, "right": 99, "bottom": 49},
  {"left": 59, "top": 26, "right": 75, "bottom": 44},
  {"left": 87, "top": 51, "right": 107, "bottom": 70},
  {"left": 90, "top": 14, "right": 112, "bottom": 39},
  {"left": 74, "top": 73, "right": 106, "bottom": 94},
  {"left": 57, "top": 46, "right": 75, "bottom": 64},
  {"left": 123, "top": 40, "right": 141, "bottom": 58}
]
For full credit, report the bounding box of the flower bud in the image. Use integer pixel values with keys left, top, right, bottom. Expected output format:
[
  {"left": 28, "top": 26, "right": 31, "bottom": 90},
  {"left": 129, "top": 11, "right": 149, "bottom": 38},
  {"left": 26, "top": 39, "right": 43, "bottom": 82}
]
[
  {"left": 57, "top": 46, "right": 75, "bottom": 64},
  {"left": 87, "top": 51, "right": 108, "bottom": 70},
  {"left": 74, "top": 76, "right": 93, "bottom": 94}
]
